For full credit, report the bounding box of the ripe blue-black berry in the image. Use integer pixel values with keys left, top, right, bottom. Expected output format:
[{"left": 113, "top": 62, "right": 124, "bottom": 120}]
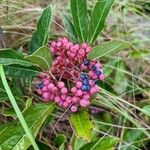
[
  {"left": 92, "top": 65, "right": 97, "bottom": 71},
  {"left": 96, "top": 70, "right": 101, "bottom": 75},
  {"left": 83, "top": 60, "right": 90, "bottom": 66},
  {"left": 38, "top": 82, "right": 44, "bottom": 89}
]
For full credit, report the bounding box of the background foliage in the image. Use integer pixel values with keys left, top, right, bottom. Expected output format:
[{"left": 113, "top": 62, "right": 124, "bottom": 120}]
[{"left": 0, "top": 0, "right": 150, "bottom": 150}]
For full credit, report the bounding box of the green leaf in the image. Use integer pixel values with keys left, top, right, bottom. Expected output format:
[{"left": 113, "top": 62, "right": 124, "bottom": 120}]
[
  {"left": 4, "top": 65, "right": 40, "bottom": 78},
  {"left": 88, "top": 0, "right": 114, "bottom": 43},
  {"left": 69, "top": 110, "right": 93, "bottom": 141},
  {"left": 55, "top": 134, "right": 66, "bottom": 150},
  {"left": 28, "top": 141, "right": 52, "bottom": 150},
  {"left": 80, "top": 137, "right": 119, "bottom": 150},
  {"left": 2, "top": 108, "right": 16, "bottom": 117},
  {"left": 70, "top": 0, "right": 88, "bottom": 42},
  {"left": 0, "top": 102, "right": 55, "bottom": 150},
  {"left": 61, "top": 14, "right": 78, "bottom": 43},
  {"left": 88, "top": 41, "right": 130, "bottom": 59},
  {"left": 29, "top": 5, "right": 52, "bottom": 53},
  {"left": 103, "top": 59, "right": 120, "bottom": 78},
  {"left": 25, "top": 46, "right": 52, "bottom": 71},
  {"left": 130, "top": 49, "right": 150, "bottom": 58},
  {"left": 122, "top": 130, "right": 144, "bottom": 150},
  {"left": 0, "top": 49, "right": 32, "bottom": 66}
]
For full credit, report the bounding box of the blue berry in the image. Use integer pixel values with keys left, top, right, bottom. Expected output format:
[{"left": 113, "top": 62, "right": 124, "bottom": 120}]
[
  {"left": 92, "top": 65, "right": 97, "bottom": 71},
  {"left": 80, "top": 73, "right": 86, "bottom": 79},
  {"left": 96, "top": 70, "right": 101, "bottom": 75},
  {"left": 86, "top": 85, "right": 90, "bottom": 91},
  {"left": 82, "top": 79, "right": 89, "bottom": 85},
  {"left": 93, "top": 80, "right": 98, "bottom": 84},
  {"left": 81, "top": 85, "right": 87, "bottom": 91},
  {"left": 38, "top": 82, "right": 44, "bottom": 89},
  {"left": 83, "top": 60, "right": 90, "bottom": 66}
]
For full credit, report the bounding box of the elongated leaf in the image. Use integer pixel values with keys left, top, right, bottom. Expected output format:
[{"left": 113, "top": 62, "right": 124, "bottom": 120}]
[
  {"left": 29, "top": 5, "right": 52, "bottom": 53},
  {"left": 0, "top": 102, "right": 55, "bottom": 150},
  {"left": 88, "top": 0, "right": 114, "bottom": 43},
  {"left": 70, "top": 0, "right": 88, "bottom": 42},
  {"left": 4, "top": 65, "right": 40, "bottom": 78},
  {"left": 0, "top": 49, "right": 32, "bottom": 66},
  {"left": 62, "top": 14, "right": 78, "bottom": 43},
  {"left": 69, "top": 110, "right": 93, "bottom": 141},
  {"left": 25, "top": 46, "right": 52, "bottom": 71},
  {"left": 80, "top": 137, "right": 118, "bottom": 150},
  {"left": 88, "top": 41, "right": 129, "bottom": 59}
]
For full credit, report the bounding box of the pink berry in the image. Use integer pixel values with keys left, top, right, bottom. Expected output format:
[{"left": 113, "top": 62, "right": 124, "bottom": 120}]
[
  {"left": 83, "top": 95, "right": 90, "bottom": 100},
  {"left": 37, "top": 89, "right": 42, "bottom": 95},
  {"left": 76, "top": 81, "right": 82, "bottom": 89},
  {"left": 72, "top": 96, "right": 78, "bottom": 103},
  {"left": 86, "top": 47, "right": 91, "bottom": 53},
  {"left": 90, "top": 87, "right": 97, "bottom": 94},
  {"left": 43, "top": 79, "right": 49, "bottom": 86},
  {"left": 43, "top": 92, "right": 50, "bottom": 100},
  {"left": 76, "top": 90, "right": 83, "bottom": 96},
  {"left": 61, "top": 87, "right": 68, "bottom": 94},
  {"left": 66, "top": 96, "right": 72, "bottom": 103},
  {"left": 81, "top": 43, "right": 88, "bottom": 49},
  {"left": 71, "top": 105, "right": 78, "bottom": 112},
  {"left": 49, "top": 94, "right": 55, "bottom": 100},
  {"left": 57, "top": 82, "right": 65, "bottom": 88},
  {"left": 80, "top": 99, "right": 88, "bottom": 107},
  {"left": 51, "top": 86, "right": 57, "bottom": 93},
  {"left": 99, "top": 74, "right": 104, "bottom": 80},
  {"left": 54, "top": 96, "right": 61, "bottom": 103},
  {"left": 61, "top": 94, "right": 66, "bottom": 101},
  {"left": 63, "top": 102, "right": 69, "bottom": 108},
  {"left": 71, "top": 87, "right": 77, "bottom": 94},
  {"left": 42, "top": 86, "right": 48, "bottom": 92},
  {"left": 47, "top": 83, "right": 55, "bottom": 90}
]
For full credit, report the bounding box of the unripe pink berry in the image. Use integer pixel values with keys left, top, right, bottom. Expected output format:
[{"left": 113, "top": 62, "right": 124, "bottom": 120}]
[
  {"left": 71, "top": 87, "right": 77, "bottom": 94},
  {"left": 43, "top": 92, "right": 50, "bottom": 100},
  {"left": 43, "top": 79, "right": 49, "bottom": 86},
  {"left": 83, "top": 95, "right": 90, "bottom": 100},
  {"left": 51, "top": 41, "right": 56, "bottom": 47},
  {"left": 37, "top": 89, "right": 42, "bottom": 95},
  {"left": 50, "top": 47, "right": 55, "bottom": 53},
  {"left": 66, "top": 96, "right": 72, "bottom": 103},
  {"left": 49, "top": 94, "right": 55, "bottom": 100},
  {"left": 86, "top": 47, "right": 91, "bottom": 53},
  {"left": 81, "top": 64, "right": 87, "bottom": 70},
  {"left": 72, "top": 96, "right": 78, "bottom": 103},
  {"left": 89, "top": 80, "right": 94, "bottom": 86},
  {"left": 90, "top": 87, "right": 97, "bottom": 94},
  {"left": 76, "top": 81, "right": 82, "bottom": 89},
  {"left": 42, "top": 86, "right": 48, "bottom": 92},
  {"left": 54, "top": 96, "right": 61, "bottom": 103},
  {"left": 57, "top": 82, "right": 65, "bottom": 88},
  {"left": 76, "top": 90, "right": 83, "bottom": 96},
  {"left": 56, "top": 41, "right": 62, "bottom": 47},
  {"left": 63, "top": 102, "right": 69, "bottom": 108},
  {"left": 61, "top": 87, "right": 68, "bottom": 94},
  {"left": 99, "top": 74, "right": 104, "bottom": 80},
  {"left": 81, "top": 43, "right": 88, "bottom": 49},
  {"left": 47, "top": 83, "right": 55, "bottom": 90},
  {"left": 51, "top": 86, "right": 57, "bottom": 93},
  {"left": 71, "top": 105, "right": 78, "bottom": 112},
  {"left": 61, "top": 94, "right": 66, "bottom": 101},
  {"left": 80, "top": 99, "right": 88, "bottom": 107}
]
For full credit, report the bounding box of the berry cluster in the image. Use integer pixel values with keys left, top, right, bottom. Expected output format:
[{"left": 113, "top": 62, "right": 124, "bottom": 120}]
[{"left": 37, "top": 37, "right": 104, "bottom": 112}]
